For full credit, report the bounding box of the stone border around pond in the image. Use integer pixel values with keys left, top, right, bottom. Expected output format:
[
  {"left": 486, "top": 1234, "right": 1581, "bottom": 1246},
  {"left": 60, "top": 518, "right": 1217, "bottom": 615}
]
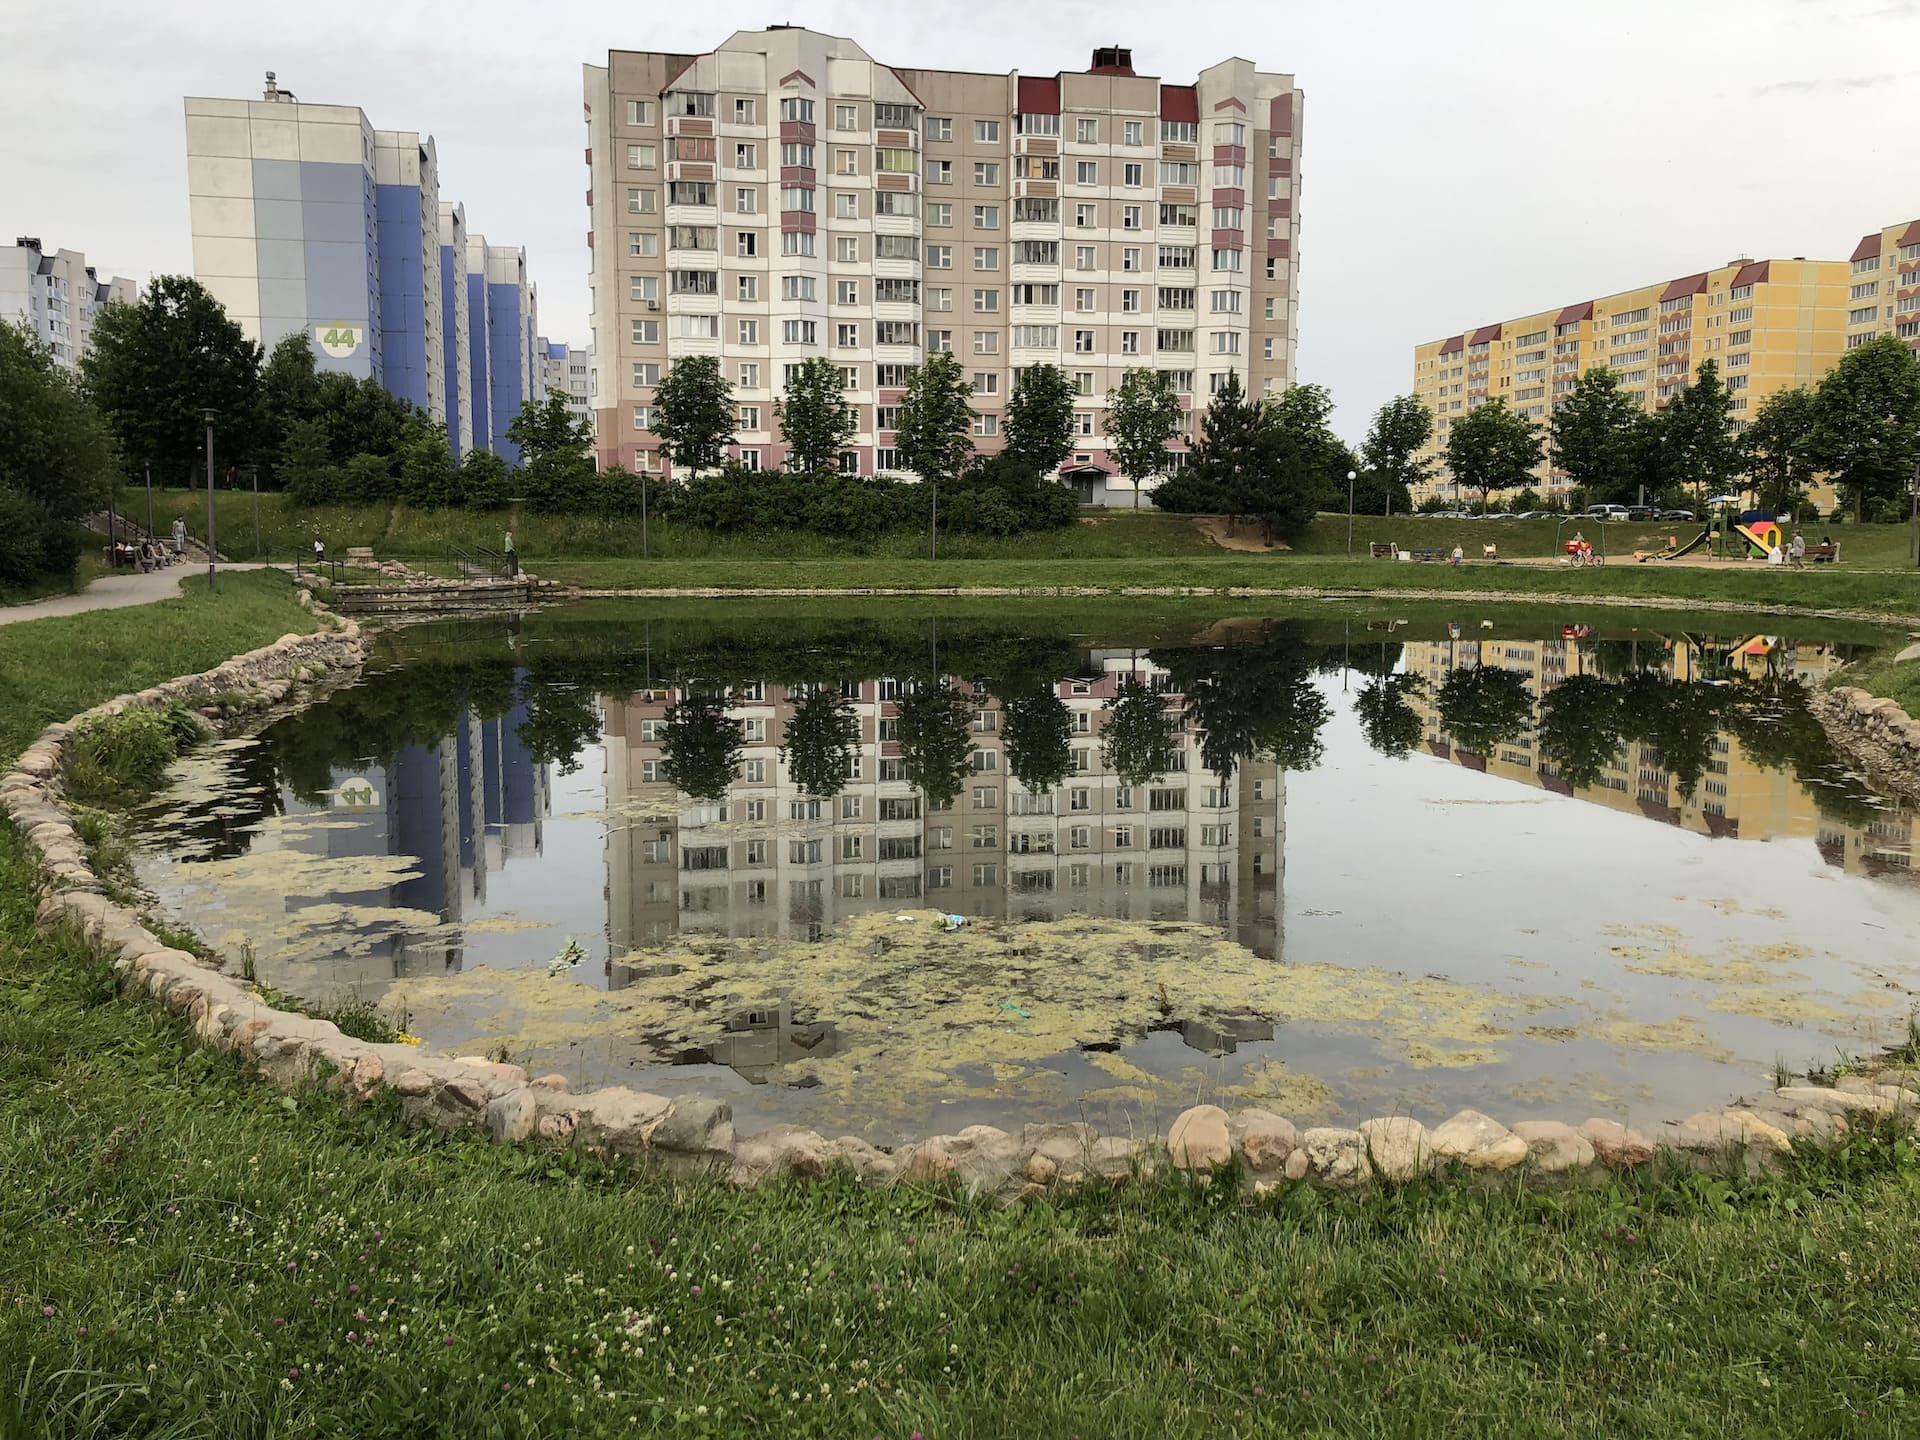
[
  {"left": 1817, "top": 685, "right": 1920, "bottom": 803},
  {"left": 6, "top": 589, "right": 1920, "bottom": 1204}
]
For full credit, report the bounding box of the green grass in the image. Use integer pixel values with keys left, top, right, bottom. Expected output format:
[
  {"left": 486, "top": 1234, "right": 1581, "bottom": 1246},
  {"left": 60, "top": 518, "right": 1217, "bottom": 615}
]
[
  {"left": 0, "top": 570, "right": 315, "bottom": 760},
  {"left": 4, "top": 828, "right": 1920, "bottom": 1438},
  {"left": 1839, "top": 653, "right": 1920, "bottom": 715},
  {"left": 0, "top": 541, "right": 113, "bottom": 608}
]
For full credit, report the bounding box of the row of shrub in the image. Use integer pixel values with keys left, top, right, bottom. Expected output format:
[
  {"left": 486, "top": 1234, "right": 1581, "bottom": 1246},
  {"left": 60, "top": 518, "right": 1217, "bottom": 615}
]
[{"left": 659, "top": 458, "right": 1078, "bottom": 539}]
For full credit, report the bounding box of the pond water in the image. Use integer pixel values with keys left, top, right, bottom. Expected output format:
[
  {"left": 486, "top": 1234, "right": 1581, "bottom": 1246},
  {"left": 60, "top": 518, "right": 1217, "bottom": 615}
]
[{"left": 132, "top": 602, "right": 1920, "bottom": 1143}]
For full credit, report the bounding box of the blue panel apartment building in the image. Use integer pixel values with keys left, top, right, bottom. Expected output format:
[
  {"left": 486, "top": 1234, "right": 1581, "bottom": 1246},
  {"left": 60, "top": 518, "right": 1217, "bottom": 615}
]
[{"left": 186, "top": 75, "right": 541, "bottom": 458}]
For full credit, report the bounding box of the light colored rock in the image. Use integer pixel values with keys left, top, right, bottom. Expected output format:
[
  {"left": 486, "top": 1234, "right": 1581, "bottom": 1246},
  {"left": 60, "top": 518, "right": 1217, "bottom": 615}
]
[
  {"left": 567, "top": 1086, "right": 673, "bottom": 1153},
  {"left": 1359, "top": 1116, "right": 1434, "bottom": 1182},
  {"left": 1432, "top": 1110, "right": 1530, "bottom": 1172},
  {"left": 1283, "top": 1148, "right": 1310, "bottom": 1182},
  {"left": 1301, "top": 1127, "right": 1372, "bottom": 1188},
  {"left": 486, "top": 1088, "right": 539, "bottom": 1144},
  {"left": 828, "top": 1135, "right": 900, "bottom": 1183},
  {"left": 435, "top": 1078, "right": 490, "bottom": 1115},
  {"left": 1510, "top": 1120, "right": 1595, "bottom": 1176},
  {"left": 1775, "top": 1085, "right": 1897, "bottom": 1117},
  {"left": 731, "top": 1125, "right": 832, "bottom": 1184},
  {"left": 1019, "top": 1121, "right": 1099, "bottom": 1182},
  {"left": 1229, "top": 1109, "right": 1298, "bottom": 1175},
  {"left": 647, "top": 1096, "right": 734, "bottom": 1158},
  {"left": 1168, "top": 1104, "right": 1232, "bottom": 1172},
  {"left": 530, "top": 1073, "right": 570, "bottom": 1091},
  {"left": 1024, "top": 1153, "right": 1058, "bottom": 1185},
  {"left": 1577, "top": 1118, "right": 1655, "bottom": 1170}
]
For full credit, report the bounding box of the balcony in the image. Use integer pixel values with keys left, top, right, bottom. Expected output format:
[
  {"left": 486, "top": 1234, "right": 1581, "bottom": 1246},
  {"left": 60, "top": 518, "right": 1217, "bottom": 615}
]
[{"left": 665, "top": 115, "right": 714, "bottom": 140}]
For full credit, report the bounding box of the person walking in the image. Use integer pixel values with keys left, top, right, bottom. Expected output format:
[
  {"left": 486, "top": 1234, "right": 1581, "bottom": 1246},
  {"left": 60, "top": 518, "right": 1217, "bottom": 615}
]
[
  {"left": 1789, "top": 531, "right": 1806, "bottom": 569},
  {"left": 503, "top": 528, "right": 519, "bottom": 578},
  {"left": 312, "top": 533, "right": 326, "bottom": 568},
  {"left": 170, "top": 517, "right": 187, "bottom": 557}
]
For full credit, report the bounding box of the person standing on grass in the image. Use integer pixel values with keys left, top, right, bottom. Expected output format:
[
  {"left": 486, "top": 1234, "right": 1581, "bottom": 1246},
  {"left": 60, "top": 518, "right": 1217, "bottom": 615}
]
[
  {"left": 504, "top": 528, "right": 518, "bottom": 578},
  {"left": 313, "top": 533, "right": 326, "bottom": 567},
  {"left": 171, "top": 517, "right": 186, "bottom": 557}
]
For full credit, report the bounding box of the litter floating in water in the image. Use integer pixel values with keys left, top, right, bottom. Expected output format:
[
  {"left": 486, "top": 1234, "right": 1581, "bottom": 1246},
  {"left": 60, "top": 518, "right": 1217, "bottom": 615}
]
[
  {"left": 547, "top": 938, "right": 587, "bottom": 976},
  {"left": 938, "top": 914, "right": 968, "bottom": 932}
]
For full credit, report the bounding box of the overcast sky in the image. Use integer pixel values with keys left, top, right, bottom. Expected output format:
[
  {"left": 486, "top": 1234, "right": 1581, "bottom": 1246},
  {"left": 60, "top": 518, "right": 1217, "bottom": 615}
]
[{"left": 6, "top": 0, "right": 1918, "bottom": 442}]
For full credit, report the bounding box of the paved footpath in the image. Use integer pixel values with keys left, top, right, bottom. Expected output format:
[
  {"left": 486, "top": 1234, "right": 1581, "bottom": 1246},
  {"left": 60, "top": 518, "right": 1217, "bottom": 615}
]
[{"left": 0, "top": 564, "right": 271, "bottom": 629}]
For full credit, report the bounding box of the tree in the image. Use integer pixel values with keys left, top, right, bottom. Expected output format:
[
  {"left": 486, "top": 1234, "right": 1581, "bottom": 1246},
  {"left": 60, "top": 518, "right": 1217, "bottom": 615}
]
[
  {"left": 784, "top": 686, "right": 858, "bottom": 799},
  {"left": 1435, "top": 662, "right": 1533, "bottom": 758},
  {"left": 1536, "top": 674, "right": 1625, "bottom": 790},
  {"left": 1360, "top": 395, "right": 1433, "bottom": 508},
  {"left": 1262, "top": 382, "right": 1349, "bottom": 538},
  {"left": 259, "top": 332, "right": 321, "bottom": 484},
  {"left": 1353, "top": 673, "right": 1425, "bottom": 758},
  {"left": 660, "top": 691, "right": 744, "bottom": 801},
  {"left": 1002, "top": 362, "right": 1077, "bottom": 477},
  {"left": 1100, "top": 674, "right": 1179, "bottom": 786},
  {"left": 1662, "top": 360, "right": 1740, "bottom": 513},
  {"left": 397, "top": 420, "right": 460, "bottom": 509},
  {"left": 777, "top": 357, "right": 857, "bottom": 476},
  {"left": 1811, "top": 336, "right": 1920, "bottom": 523},
  {"left": 1742, "top": 386, "right": 1818, "bottom": 516},
  {"left": 0, "top": 321, "right": 119, "bottom": 585},
  {"left": 894, "top": 679, "right": 975, "bottom": 808},
  {"left": 1549, "top": 368, "right": 1639, "bottom": 503},
  {"left": 82, "top": 275, "right": 261, "bottom": 486},
  {"left": 1104, "top": 368, "right": 1183, "bottom": 507},
  {"left": 1445, "top": 398, "right": 1542, "bottom": 513},
  {"left": 650, "top": 354, "right": 734, "bottom": 474},
  {"left": 279, "top": 419, "right": 338, "bottom": 505},
  {"left": 1000, "top": 686, "right": 1074, "bottom": 794},
  {"left": 1155, "top": 372, "right": 1266, "bottom": 513},
  {"left": 894, "top": 350, "right": 975, "bottom": 490},
  {"left": 506, "top": 392, "right": 593, "bottom": 467}
]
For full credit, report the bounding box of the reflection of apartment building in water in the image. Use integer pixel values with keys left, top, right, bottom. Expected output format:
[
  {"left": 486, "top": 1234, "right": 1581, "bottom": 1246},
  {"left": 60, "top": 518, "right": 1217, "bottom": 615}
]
[
  {"left": 602, "top": 658, "right": 1284, "bottom": 967},
  {"left": 1403, "top": 638, "right": 1913, "bottom": 873},
  {"left": 1411, "top": 255, "right": 1849, "bottom": 504},
  {"left": 583, "top": 27, "right": 1302, "bottom": 501}
]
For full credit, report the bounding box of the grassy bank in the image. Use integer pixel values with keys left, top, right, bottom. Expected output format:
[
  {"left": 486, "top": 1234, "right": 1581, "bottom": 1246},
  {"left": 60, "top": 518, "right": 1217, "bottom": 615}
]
[
  {"left": 130, "top": 489, "right": 1920, "bottom": 572},
  {"left": 1840, "top": 653, "right": 1920, "bottom": 715},
  {"left": 5, "top": 830, "right": 1920, "bottom": 1439},
  {"left": 0, "top": 570, "right": 314, "bottom": 759}
]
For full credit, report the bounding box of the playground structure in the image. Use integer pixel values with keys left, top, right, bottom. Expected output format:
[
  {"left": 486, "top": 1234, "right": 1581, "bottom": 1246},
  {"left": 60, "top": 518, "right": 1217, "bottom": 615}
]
[{"left": 1636, "top": 502, "right": 1785, "bottom": 562}]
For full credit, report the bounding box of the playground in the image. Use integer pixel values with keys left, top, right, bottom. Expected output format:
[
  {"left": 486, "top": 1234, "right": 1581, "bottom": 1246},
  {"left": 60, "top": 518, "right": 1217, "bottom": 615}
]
[{"left": 1634, "top": 501, "right": 1836, "bottom": 565}]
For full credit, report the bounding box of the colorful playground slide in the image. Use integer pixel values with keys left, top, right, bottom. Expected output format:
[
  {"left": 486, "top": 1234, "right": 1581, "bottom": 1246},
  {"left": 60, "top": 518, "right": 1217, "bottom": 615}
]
[{"left": 1638, "top": 518, "right": 1780, "bottom": 561}]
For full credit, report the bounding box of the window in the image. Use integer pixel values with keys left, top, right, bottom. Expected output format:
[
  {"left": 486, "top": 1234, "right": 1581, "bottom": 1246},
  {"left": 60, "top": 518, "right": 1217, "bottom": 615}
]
[
  {"left": 1011, "top": 325, "right": 1057, "bottom": 348},
  {"left": 875, "top": 320, "right": 918, "bottom": 345},
  {"left": 1120, "top": 330, "right": 1140, "bottom": 354},
  {"left": 928, "top": 329, "right": 953, "bottom": 352},
  {"left": 927, "top": 201, "right": 952, "bottom": 227},
  {"left": 1122, "top": 246, "right": 1142, "bottom": 271},
  {"left": 925, "top": 115, "right": 952, "bottom": 141},
  {"left": 875, "top": 234, "right": 919, "bottom": 260},
  {"left": 833, "top": 279, "right": 858, "bottom": 306},
  {"left": 1211, "top": 248, "right": 1242, "bottom": 272},
  {"left": 1209, "top": 289, "right": 1242, "bottom": 313},
  {"left": 1212, "top": 164, "right": 1246, "bottom": 189},
  {"left": 875, "top": 103, "right": 915, "bottom": 129},
  {"left": 1019, "top": 112, "right": 1060, "bottom": 137},
  {"left": 973, "top": 205, "right": 1001, "bottom": 229},
  {"left": 1074, "top": 287, "right": 1095, "bottom": 312},
  {"left": 1161, "top": 119, "right": 1197, "bottom": 143},
  {"left": 1159, "top": 161, "right": 1197, "bottom": 185},
  {"left": 920, "top": 245, "right": 951, "bottom": 271},
  {"left": 975, "top": 162, "right": 1001, "bottom": 185},
  {"left": 836, "top": 322, "right": 859, "bottom": 348},
  {"left": 875, "top": 147, "right": 917, "bottom": 173},
  {"left": 629, "top": 275, "right": 658, "bottom": 302},
  {"left": 632, "top": 405, "right": 654, "bottom": 430},
  {"left": 783, "top": 319, "right": 817, "bottom": 345},
  {"left": 733, "top": 97, "right": 756, "bottom": 124},
  {"left": 1074, "top": 411, "right": 1094, "bottom": 435},
  {"left": 631, "top": 361, "right": 660, "bottom": 386},
  {"left": 1122, "top": 288, "right": 1141, "bottom": 312},
  {"left": 973, "top": 288, "right": 1000, "bottom": 313},
  {"left": 1074, "top": 329, "right": 1094, "bottom": 353},
  {"left": 782, "top": 274, "right": 816, "bottom": 301},
  {"left": 780, "top": 187, "right": 815, "bottom": 213},
  {"left": 975, "top": 119, "right": 1001, "bottom": 143},
  {"left": 628, "top": 231, "right": 658, "bottom": 256},
  {"left": 1158, "top": 244, "right": 1195, "bottom": 269},
  {"left": 1075, "top": 244, "right": 1096, "bottom": 270},
  {"left": 737, "top": 319, "right": 759, "bottom": 345},
  {"left": 668, "top": 181, "right": 713, "bottom": 205},
  {"left": 673, "top": 313, "right": 718, "bottom": 339},
  {"left": 834, "top": 102, "right": 858, "bottom": 131},
  {"left": 974, "top": 246, "right": 1000, "bottom": 270},
  {"left": 630, "top": 319, "right": 660, "bottom": 344},
  {"left": 670, "top": 91, "right": 715, "bottom": 118},
  {"left": 1075, "top": 203, "right": 1096, "bottom": 228},
  {"left": 972, "top": 370, "right": 999, "bottom": 394},
  {"left": 1214, "top": 120, "right": 1246, "bottom": 146},
  {"left": 780, "top": 97, "right": 814, "bottom": 123},
  {"left": 836, "top": 235, "right": 859, "bottom": 263},
  {"left": 627, "top": 142, "right": 656, "bottom": 169},
  {"left": 626, "top": 99, "right": 656, "bottom": 126},
  {"left": 927, "top": 159, "right": 953, "bottom": 184},
  {"left": 1076, "top": 117, "right": 1098, "bottom": 143},
  {"left": 834, "top": 191, "right": 858, "bottom": 219},
  {"left": 1072, "top": 369, "right": 1094, "bottom": 394},
  {"left": 627, "top": 188, "right": 657, "bottom": 215},
  {"left": 1211, "top": 331, "right": 1241, "bottom": 354},
  {"left": 735, "top": 186, "right": 757, "bottom": 214},
  {"left": 1159, "top": 202, "right": 1197, "bottom": 227},
  {"left": 736, "top": 231, "right": 758, "bottom": 259},
  {"left": 1123, "top": 162, "right": 1143, "bottom": 187},
  {"left": 876, "top": 363, "right": 915, "bottom": 387},
  {"left": 1076, "top": 160, "right": 1098, "bottom": 184},
  {"left": 1123, "top": 120, "right": 1143, "bottom": 146},
  {"left": 972, "top": 413, "right": 999, "bottom": 437},
  {"left": 1122, "top": 205, "right": 1142, "bottom": 230},
  {"left": 738, "top": 404, "right": 761, "bottom": 431}
]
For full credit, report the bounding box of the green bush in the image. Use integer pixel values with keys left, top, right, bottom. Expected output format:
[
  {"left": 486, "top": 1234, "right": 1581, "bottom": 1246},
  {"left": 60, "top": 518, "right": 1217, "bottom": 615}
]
[
  {"left": 655, "top": 460, "right": 1073, "bottom": 540},
  {"left": 66, "top": 703, "right": 209, "bottom": 803},
  {"left": 0, "top": 488, "right": 82, "bottom": 587}
]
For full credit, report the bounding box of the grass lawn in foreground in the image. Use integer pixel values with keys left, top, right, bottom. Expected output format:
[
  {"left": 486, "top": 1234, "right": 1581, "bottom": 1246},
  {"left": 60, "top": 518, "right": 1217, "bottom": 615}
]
[
  {"left": 0, "top": 570, "right": 315, "bottom": 759},
  {"left": 4, "top": 826, "right": 1920, "bottom": 1439}
]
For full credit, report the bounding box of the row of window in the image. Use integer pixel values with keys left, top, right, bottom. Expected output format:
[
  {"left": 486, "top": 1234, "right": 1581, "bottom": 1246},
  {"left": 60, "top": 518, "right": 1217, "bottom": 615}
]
[{"left": 629, "top": 181, "right": 1277, "bottom": 231}]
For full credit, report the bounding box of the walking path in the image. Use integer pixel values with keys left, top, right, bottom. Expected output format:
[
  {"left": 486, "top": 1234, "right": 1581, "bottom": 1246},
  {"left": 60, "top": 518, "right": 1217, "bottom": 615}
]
[{"left": 0, "top": 564, "right": 271, "bottom": 628}]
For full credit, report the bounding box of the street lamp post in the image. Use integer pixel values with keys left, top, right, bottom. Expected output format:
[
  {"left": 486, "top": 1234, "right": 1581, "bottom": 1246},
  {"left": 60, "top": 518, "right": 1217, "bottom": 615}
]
[
  {"left": 203, "top": 409, "right": 217, "bottom": 593},
  {"left": 1346, "top": 469, "right": 1358, "bottom": 557},
  {"left": 143, "top": 460, "right": 154, "bottom": 539},
  {"left": 931, "top": 479, "right": 939, "bottom": 563}
]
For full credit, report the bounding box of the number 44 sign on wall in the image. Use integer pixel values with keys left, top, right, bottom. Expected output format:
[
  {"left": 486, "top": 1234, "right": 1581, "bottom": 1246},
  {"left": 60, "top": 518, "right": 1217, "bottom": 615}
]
[{"left": 315, "top": 322, "right": 364, "bottom": 359}]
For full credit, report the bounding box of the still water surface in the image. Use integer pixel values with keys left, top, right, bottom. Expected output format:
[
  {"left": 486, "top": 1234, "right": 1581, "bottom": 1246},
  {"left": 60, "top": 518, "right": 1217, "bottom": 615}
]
[{"left": 133, "top": 604, "right": 1920, "bottom": 1142}]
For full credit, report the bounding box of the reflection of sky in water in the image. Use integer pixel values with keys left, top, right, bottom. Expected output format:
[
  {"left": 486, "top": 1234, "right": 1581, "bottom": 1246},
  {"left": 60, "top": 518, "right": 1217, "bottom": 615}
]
[{"left": 133, "top": 616, "right": 1920, "bottom": 1144}]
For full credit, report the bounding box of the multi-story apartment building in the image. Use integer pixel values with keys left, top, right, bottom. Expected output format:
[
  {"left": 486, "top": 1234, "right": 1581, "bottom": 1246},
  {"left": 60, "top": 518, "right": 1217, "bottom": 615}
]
[
  {"left": 481, "top": 243, "right": 539, "bottom": 462},
  {"left": 184, "top": 73, "right": 541, "bottom": 455},
  {"left": 583, "top": 27, "right": 1302, "bottom": 501},
  {"left": 543, "top": 341, "right": 595, "bottom": 428},
  {"left": 601, "top": 658, "right": 1284, "bottom": 961},
  {"left": 1844, "top": 217, "right": 1920, "bottom": 354},
  {"left": 1412, "top": 256, "right": 1848, "bottom": 502},
  {"left": 0, "top": 237, "right": 138, "bottom": 370}
]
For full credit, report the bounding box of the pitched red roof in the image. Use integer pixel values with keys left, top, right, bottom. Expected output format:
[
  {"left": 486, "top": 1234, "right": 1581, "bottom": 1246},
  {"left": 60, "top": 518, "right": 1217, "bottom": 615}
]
[
  {"left": 1438, "top": 334, "right": 1465, "bottom": 356},
  {"left": 1659, "top": 272, "right": 1709, "bottom": 302},
  {"left": 1159, "top": 84, "right": 1198, "bottom": 123},
  {"left": 1900, "top": 219, "right": 1920, "bottom": 246},
  {"left": 1555, "top": 301, "right": 1594, "bottom": 325},
  {"left": 1850, "top": 232, "right": 1882, "bottom": 262},
  {"left": 1017, "top": 76, "right": 1060, "bottom": 115},
  {"left": 1469, "top": 324, "right": 1502, "bottom": 345},
  {"left": 1729, "top": 260, "right": 1771, "bottom": 288}
]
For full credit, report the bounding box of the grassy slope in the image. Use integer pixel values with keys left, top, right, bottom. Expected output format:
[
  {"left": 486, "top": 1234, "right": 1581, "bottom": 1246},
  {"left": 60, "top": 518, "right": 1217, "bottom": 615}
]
[
  {"left": 4, "top": 831, "right": 1920, "bottom": 1439},
  {"left": 0, "top": 571, "right": 315, "bottom": 759},
  {"left": 1841, "top": 654, "right": 1920, "bottom": 714}
]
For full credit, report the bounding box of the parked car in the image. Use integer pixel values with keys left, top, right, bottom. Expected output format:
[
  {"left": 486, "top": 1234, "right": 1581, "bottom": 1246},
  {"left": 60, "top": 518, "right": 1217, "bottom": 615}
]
[
  {"left": 1625, "top": 506, "right": 1656, "bottom": 522},
  {"left": 1658, "top": 508, "right": 1697, "bottom": 522},
  {"left": 1583, "top": 504, "right": 1630, "bottom": 521}
]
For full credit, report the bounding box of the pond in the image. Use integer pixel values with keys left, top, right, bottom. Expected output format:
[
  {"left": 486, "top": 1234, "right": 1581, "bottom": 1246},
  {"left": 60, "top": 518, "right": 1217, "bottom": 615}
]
[{"left": 132, "top": 601, "right": 1920, "bottom": 1143}]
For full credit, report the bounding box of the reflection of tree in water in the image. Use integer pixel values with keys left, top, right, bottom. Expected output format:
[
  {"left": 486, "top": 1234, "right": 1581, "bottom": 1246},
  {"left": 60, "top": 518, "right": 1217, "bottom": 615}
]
[
  {"left": 1435, "top": 663, "right": 1534, "bottom": 759},
  {"left": 1000, "top": 685, "right": 1075, "bottom": 794},
  {"left": 1101, "top": 674, "right": 1179, "bottom": 787},
  {"left": 894, "top": 679, "right": 975, "bottom": 809},
  {"left": 1536, "top": 674, "right": 1626, "bottom": 790},
  {"left": 1616, "top": 673, "right": 1732, "bottom": 801},
  {"left": 1353, "top": 673, "right": 1426, "bottom": 759},
  {"left": 660, "top": 691, "right": 744, "bottom": 802},
  {"left": 783, "top": 686, "right": 858, "bottom": 799},
  {"left": 1723, "top": 675, "right": 1881, "bottom": 826},
  {"left": 1156, "top": 629, "right": 1331, "bottom": 778}
]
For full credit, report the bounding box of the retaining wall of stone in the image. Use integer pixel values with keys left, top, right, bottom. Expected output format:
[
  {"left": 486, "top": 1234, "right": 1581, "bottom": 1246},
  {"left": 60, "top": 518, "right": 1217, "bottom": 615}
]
[
  {"left": 1818, "top": 685, "right": 1920, "bottom": 802},
  {"left": 6, "top": 591, "right": 1920, "bottom": 1202}
]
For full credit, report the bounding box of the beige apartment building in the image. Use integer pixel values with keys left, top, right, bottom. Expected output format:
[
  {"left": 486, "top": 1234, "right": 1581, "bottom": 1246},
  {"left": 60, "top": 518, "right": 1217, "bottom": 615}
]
[
  {"left": 583, "top": 27, "right": 1302, "bottom": 501},
  {"left": 601, "top": 659, "right": 1285, "bottom": 965},
  {"left": 1845, "top": 216, "right": 1920, "bottom": 353},
  {"left": 1412, "top": 256, "right": 1849, "bottom": 503}
]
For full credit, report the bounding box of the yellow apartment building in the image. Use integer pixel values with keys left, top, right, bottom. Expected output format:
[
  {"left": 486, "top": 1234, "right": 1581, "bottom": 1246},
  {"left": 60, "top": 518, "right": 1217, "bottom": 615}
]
[
  {"left": 1845, "top": 217, "right": 1920, "bottom": 352},
  {"left": 1412, "top": 255, "right": 1850, "bottom": 504}
]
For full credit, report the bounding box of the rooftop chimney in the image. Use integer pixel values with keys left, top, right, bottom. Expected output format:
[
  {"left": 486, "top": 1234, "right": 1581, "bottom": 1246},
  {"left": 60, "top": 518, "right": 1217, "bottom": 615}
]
[
  {"left": 263, "top": 70, "right": 295, "bottom": 102},
  {"left": 1090, "top": 46, "right": 1135, "bottom": 75}
]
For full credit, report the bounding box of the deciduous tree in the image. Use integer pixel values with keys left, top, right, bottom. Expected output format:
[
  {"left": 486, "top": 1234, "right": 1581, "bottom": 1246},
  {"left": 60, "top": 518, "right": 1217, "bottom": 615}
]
[
  {"left": 1742, "top": 385, "right": 1818, "bottom": 516},
  {"left": 1444, "top": 398, "right": 1542, "bottom": 514},
  {"left": 1002, "top": 362, "right": 1077, "bottom": 477},
  {"left": 1810, "top": 336, "right": 1920, "bottom": 522},
  {"left": 650, "top": 354, "right": 735, "bottom": 474},
  {"left": 893, "top": 351, "right": 975, "bottom": 489},
  {"left": 1104, "top": 368, "right": 1183, "bottom": 508},
  {"left": 777, "top": 357, "right": 858, "bottom": 477},
  {"left": 1360, "top": 394, "right": 1433, "bottom": 509},
  {"left": 1549, "top": 368, "right": 1639, "bottom": 504}
]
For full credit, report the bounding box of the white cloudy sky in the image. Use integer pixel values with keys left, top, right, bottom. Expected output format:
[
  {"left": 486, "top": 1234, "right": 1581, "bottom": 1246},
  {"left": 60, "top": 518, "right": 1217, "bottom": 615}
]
[{"left": 6, "top": 0, "right": 1918, "bottom": 441}]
